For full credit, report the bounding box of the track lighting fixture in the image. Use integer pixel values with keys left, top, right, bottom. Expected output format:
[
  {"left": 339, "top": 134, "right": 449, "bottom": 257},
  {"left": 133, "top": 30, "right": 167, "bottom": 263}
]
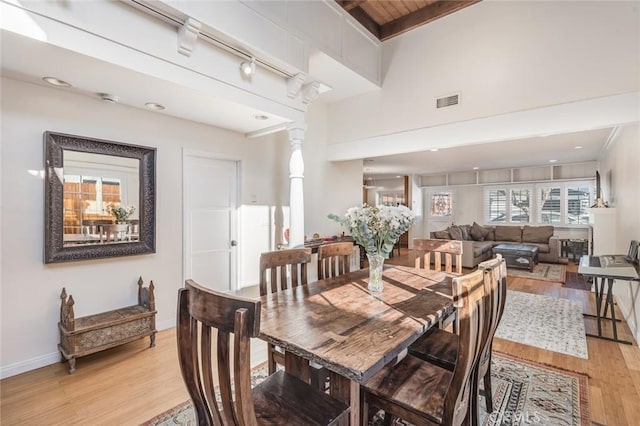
[{"left": 239, "top": 58, "right": 256, "bottom": 78}]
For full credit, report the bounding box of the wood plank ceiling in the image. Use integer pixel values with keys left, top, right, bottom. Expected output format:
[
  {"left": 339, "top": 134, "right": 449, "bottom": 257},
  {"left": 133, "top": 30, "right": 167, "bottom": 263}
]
[{"left": 336, "top": 0, "right": 481, "bottom": 41}]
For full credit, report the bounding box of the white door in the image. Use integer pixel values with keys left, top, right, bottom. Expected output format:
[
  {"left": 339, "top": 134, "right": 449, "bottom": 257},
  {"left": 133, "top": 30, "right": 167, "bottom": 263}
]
[{"left": 183, "top": 152, "right": 239, "bottom": 292}]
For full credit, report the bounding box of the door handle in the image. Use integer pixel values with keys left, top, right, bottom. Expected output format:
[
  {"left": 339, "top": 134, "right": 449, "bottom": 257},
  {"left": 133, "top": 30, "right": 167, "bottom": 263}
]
[{"left": 230, "top": 240, "right": 238, "bottom": 247}]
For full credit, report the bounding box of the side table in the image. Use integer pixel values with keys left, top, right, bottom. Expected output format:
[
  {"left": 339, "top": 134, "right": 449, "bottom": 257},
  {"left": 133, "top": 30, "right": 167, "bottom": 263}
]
[{"left": 560, "top": 238, "right": 588, "bottom": 262}]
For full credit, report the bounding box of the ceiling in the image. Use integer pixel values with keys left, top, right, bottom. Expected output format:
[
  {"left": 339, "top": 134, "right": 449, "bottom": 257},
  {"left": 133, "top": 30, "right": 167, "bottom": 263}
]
[
  {"left": 362, "top": 127, "right": 614, "bottom": 179},
  {"left": 0, "top": 4, "right": 622, "bottom": 181},
  {"left": 336, "top": 0, "right": 481, "bottom": 40}
]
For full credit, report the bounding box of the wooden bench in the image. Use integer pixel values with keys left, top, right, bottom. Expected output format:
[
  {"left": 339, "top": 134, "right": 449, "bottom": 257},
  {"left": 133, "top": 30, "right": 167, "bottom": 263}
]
[{"left": 58, "top": 277, "right": 157, "bottom": 374}]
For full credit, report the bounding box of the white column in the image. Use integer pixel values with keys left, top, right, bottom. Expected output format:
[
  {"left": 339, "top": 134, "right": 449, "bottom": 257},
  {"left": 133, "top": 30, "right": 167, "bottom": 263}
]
[{"left": 288, "top": 123, "right": 306, "bottom": 248}]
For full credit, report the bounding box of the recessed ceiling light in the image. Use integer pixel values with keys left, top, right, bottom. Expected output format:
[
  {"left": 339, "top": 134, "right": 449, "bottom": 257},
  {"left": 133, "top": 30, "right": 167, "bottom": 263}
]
[
  {"left": 145, "top": 102, "right": 165, "bottom": 111},
  {"left": 395, "top": 175, "right": 402, "bottom": 178},
  {"left": 254, "top": 114, "right": 269, "bottom": 120},
  {"left": 574, "top": 145, "right": 583, "bottom": 149},
  {"left": 472, "top": 167, "right": 479, "bottom": 170},
  {"left": 99, "top": 93, "right": 119, "bottom": 104},
  {"left": 430, "top": 148, "right": 439, "bottom": 152},
  {"left": 549, "top": 159, "right": 558, "bottom": 163},
  {"left": 42, "top": 77, "right": 71, "bottom": 87}
]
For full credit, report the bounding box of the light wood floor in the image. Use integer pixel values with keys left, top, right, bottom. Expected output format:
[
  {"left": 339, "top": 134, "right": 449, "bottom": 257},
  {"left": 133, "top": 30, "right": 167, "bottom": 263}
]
[{"left": 2, "top": 250, "right": 639, "bottom": 425}]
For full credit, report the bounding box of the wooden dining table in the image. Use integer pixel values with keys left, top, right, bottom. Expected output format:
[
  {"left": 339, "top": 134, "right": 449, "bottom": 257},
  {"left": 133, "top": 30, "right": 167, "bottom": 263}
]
[{"left": 258, "top": 265, "right": 454, "bottom": 425}]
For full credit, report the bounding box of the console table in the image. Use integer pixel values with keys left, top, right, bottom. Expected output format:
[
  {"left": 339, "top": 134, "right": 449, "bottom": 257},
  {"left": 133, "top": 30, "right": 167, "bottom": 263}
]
[
  {"left": 578, "top": 257, "right": 638, "bottom": 345},
  {"left": 58, "top": 277, "right": 157, "bottom": 374}
]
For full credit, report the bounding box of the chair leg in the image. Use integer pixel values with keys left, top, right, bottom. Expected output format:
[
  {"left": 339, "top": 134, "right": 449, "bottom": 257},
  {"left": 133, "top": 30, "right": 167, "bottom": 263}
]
[
  {"left": 267, "top": 345, "right": 276, "bottom": 375},
  {"left": 483, "top": 362, "right": 494, "bottom": 413},
  {"left": 383, "top": 412, "right": 393, "bottom": 426},
  {"left": 470, "top": 370, "right": 479, "bottom": 426}
]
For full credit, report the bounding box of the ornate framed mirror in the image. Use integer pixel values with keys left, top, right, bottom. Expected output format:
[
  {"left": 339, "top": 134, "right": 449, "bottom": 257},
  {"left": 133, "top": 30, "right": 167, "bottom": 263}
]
[{"left": 44, "top": 132, "right": 156, "bottom": 263}]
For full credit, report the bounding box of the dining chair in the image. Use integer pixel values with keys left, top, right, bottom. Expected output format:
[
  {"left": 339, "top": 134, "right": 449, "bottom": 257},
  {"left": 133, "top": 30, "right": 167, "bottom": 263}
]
[
  {"left": 361, "top": 268, "right": 488, "bottom": 426},
  {"left": 408, "top": 255, "right": 508, "bottom": 420},
  {"left": 259, "top": 248, "right": 312, "bottom": 296},
  {"left": 413, "top": 238, "right": 464, "bottom": 275},
  {"left": 176, "top": 279, "right": 350, "bottom": 426},
  {"left": 259, "top": 248, "right": 312, "bottom": 375},
  {"left": 317, "top": 241, "right": 353, "bottom": 280},
  {"left": 412, "top": 238, "right": 463, "bottom": 331},
  {"left": 127, "top": 219, "right": 140, "bottom": 241}
]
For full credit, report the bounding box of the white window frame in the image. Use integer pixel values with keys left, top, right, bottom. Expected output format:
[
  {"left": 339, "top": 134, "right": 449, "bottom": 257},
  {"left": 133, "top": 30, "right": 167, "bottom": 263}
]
[
  {"left": 535, "top": 181, "right": 594, "bottom": 227},
  {"left": 485, "top": 180, "right": 595, "bottom": 227},
  {"left": 536, "top": 184, "right": 562, "bottom": 225},
  {"left": 484, "top": 185, "right": 532, "bottom": 224},
  {"left": 376, "top": 190, "right": 405, "bottom": 206}
]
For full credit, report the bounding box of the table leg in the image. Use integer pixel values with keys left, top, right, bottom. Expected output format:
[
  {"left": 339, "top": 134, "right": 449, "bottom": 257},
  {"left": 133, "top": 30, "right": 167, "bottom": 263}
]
[
  {"left": 606, "top": 279, "right": 619, "bottom": 341},
  {"left": 584, "top": 277, "right": 632, "bottom": 344},
  {"left": 330, "top": 372, "right": 361, "bottom": 426},
  {"left": 284, "top": 351, "right": 311, "bottom": 383}
]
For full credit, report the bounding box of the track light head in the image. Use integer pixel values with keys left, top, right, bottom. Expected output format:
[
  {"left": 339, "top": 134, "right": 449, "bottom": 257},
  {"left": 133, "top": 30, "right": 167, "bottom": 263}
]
[{"left": 240, "top": 58, "right": 256, "bottom": 78}]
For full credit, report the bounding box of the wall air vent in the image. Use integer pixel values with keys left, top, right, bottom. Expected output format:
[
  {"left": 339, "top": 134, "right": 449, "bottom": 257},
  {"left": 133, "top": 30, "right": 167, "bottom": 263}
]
[{"left": 436, "top": 93, "right": 460, "bottom": 109}]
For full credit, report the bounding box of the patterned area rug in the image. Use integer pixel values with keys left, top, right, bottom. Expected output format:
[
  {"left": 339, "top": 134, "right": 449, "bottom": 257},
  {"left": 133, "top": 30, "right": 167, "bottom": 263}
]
[
  {"left": 142, "top": 353, "right": 590, "bottom": 426},
  {"left": 507, "top": 263, "right": 566, "bottom": 282},
  {"left": 495, "top": 291, "right": 588, "bottom": 359}
]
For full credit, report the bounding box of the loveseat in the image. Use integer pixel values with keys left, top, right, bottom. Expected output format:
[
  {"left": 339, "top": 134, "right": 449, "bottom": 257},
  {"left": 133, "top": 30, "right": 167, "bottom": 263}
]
[{"left": 430, "top": 223, "right": 565, "bottom": 268}]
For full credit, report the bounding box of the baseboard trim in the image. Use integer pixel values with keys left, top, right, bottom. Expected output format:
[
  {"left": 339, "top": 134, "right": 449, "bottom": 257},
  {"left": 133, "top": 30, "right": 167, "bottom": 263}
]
[
  {"left": 0, "top": 351, "right": 62, "bottom": 379},
  {"left": 615, "top": 295, "right": 639, "bottom": 346},
  {"left": 1, "top": 319, "right": 177, "bottom": 379}
]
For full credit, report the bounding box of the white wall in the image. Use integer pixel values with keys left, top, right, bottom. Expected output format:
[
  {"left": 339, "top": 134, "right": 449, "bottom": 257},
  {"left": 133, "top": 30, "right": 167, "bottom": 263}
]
[
  {"left": 0, "top": 77, "right": 364, "bottom": 377},
  {"left": 0, "top": 78, "right": 286, "bottom": 377},
  {"left": 303, "top": 102, "right": 363, "bottom": 238},
  {"left": 328, "top": 1, "right": 640, "bottom": 144},
  {"left": 598, "top": 123, "right": 640, "bottom": 344}
]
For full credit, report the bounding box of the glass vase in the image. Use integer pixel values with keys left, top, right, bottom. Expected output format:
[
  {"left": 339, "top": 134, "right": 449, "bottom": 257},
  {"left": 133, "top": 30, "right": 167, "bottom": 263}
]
[{"left": 367, "top": 253, "right": 385, "bottom": 292}]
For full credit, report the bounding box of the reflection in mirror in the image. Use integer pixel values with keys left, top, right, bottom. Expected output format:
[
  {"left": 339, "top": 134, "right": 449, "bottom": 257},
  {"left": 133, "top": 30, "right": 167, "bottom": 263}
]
[
  {"left": 44, "top": 132, "right": 156, "bottom": 263},
  {"left": 62, "top": 152, "right": 140, "bottom": 247}
]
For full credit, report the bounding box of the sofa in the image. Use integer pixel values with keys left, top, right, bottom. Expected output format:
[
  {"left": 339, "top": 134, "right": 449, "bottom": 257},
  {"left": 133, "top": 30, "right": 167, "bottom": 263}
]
[{"left": 430, "top": 223, "right": 566, "bottom": 268}]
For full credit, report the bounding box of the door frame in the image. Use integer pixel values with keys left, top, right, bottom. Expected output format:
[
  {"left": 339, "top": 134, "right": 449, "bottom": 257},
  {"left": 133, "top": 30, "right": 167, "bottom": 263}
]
[{"left": 182, "top": 148, "right": 242, "bottom": 292}]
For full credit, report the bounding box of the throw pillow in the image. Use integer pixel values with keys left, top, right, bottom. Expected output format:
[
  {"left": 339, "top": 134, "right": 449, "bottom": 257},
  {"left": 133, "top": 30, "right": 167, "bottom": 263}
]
[
  {"left": 470, "top": 222, "right": 490, "bottom": 241},
  {"left": 522, "top": 225, "right": 554, "bottom": 243},
  {"left": 460, "top": 224, "right": 471, "bottom": 241},
  {"left": 448, "top": 225, "right": 464, "bottom": 241},
  {"left": 485, "top": 226, "right": 496, "bottom": 241},
  {"left": 494, "top": 225, "right": 522, "bottom": 242},
  {"left": 433, "top": 230, "right": 450, "bottom": 239}
]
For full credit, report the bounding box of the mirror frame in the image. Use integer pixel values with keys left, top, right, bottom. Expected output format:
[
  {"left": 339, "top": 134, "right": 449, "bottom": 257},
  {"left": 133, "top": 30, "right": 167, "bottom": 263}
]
[{"left": 44, "top": 131, "right": 156, "bottom": 263}]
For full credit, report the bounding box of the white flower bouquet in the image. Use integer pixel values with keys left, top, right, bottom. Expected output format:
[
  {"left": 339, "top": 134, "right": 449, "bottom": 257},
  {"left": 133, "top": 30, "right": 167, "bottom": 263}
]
[
  {"left": 107, "top": 203, "right": 136, "bottom": 223},
  {"left": 329, "top": 204, "right": 415, "bottom": 258}
]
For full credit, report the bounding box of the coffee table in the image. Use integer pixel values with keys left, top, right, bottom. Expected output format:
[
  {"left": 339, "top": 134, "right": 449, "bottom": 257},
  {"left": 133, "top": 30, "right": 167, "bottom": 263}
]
[{"left": 493, "top": 243, "right": 539, "bottom": 272}]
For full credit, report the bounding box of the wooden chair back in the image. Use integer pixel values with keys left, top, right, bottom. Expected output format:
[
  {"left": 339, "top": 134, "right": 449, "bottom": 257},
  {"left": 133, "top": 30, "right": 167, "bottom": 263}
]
[
  {"left": 444, "top": 269, "right": 487, "bottom": 425},
  {"left": 413, "top": 238, "right": 463, "bottom": 275},
  {"left": 477, "top": 255, "right": 508, "bottom": 356},
  {"left": 177, "top": 279, "right": 261, "bottom": 426},
  {"left": 317, "top": 242, "right": 353, "bottom": 280},
  {"left": 474, "top": 255, "right": 508, "bottom": 415},
  {"left": 259, "top": 248, "right": 312, "bottom": 296}
]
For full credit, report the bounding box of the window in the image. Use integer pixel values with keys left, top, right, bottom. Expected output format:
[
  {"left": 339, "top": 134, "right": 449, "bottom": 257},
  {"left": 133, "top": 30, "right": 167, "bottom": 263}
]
[
  {"left": 509, "top": 188, "right": 530, "bottom": 223},
  {"left": 538, "top": 187, "right": 561, "bottom": 224},
  {"left": 430, "top": 191, "right": 453, "bottom": 217},
  {"left": 566, "top": 185, "right": 591, "bottom": 225},
  {"left": 378, "top": 191, "right": 405, "bottom": 206},
  {"left": 485, "top": 187, "right": 532, "bottom": 223},
  {"left": 487, "top": 189, "right": 506, "bottom": 222},
  {"left": 537, "top": 182, "right": 593, "bottom": 226},
  {"left": 63, "top": 175, "right": 122, "bottom": 233}
]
